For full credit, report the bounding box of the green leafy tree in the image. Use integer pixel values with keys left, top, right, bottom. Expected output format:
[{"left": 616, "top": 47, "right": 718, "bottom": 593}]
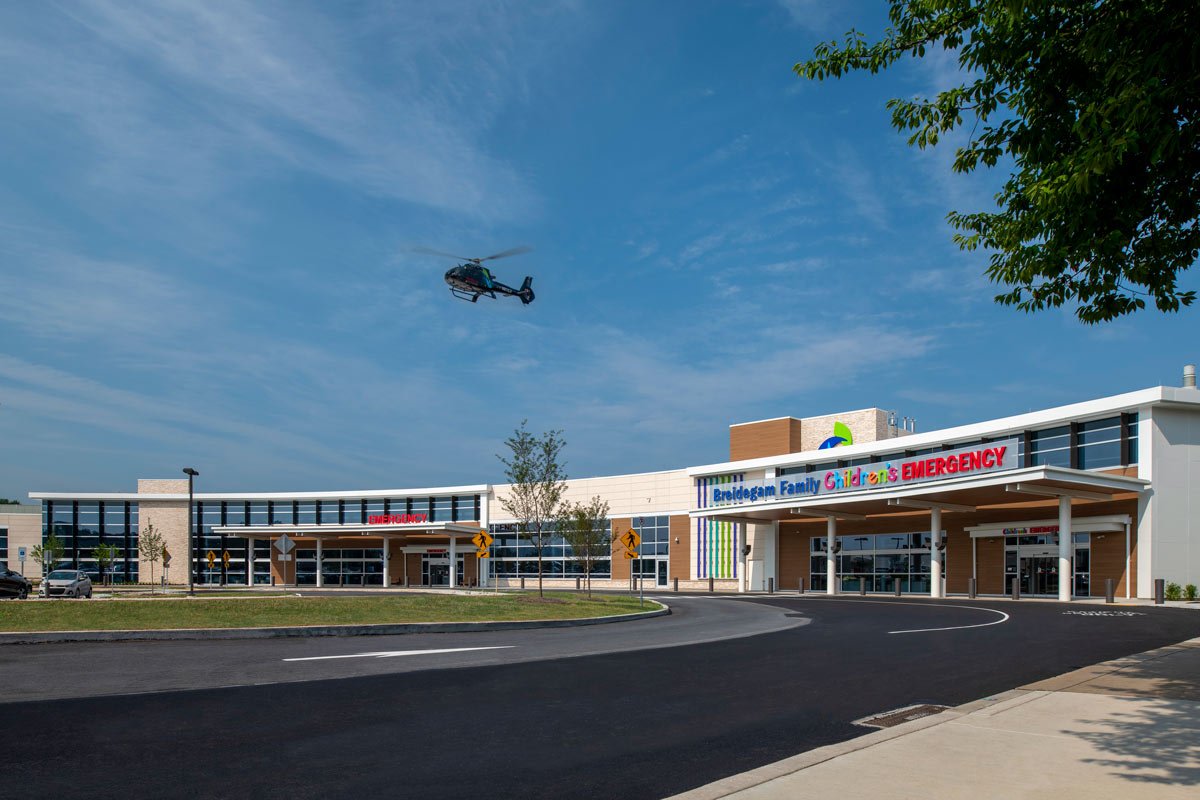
[
  {"left": 93, "top": 543, "right": 120, "bottom": 586},
  {"left": 31, "top": 534, "right": 66, "bottom": 587},
  {"left": 138, "top": 522, "right": 165, "bottom": 594},
  {"left": 794, "top": 0, "right": 1199, "bottom": 323},
  {"left": 497, "top": 421, "right": 568, "bottom": 598},
  {"left": 556, "top": 495, "right": 611, "bottom": 599}
]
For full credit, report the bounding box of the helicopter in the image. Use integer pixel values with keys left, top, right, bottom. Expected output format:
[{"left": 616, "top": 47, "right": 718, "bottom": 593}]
[{"left": 413, "top": 246, "right": 536, "bottom": 304}]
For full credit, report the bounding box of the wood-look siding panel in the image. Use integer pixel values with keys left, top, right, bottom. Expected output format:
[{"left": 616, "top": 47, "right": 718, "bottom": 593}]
[{"left": 669, "top": 515, "right": 691, "bottom": 580}]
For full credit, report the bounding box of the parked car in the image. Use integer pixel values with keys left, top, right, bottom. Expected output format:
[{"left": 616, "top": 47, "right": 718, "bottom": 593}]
[
  {"left": 41, "top": 569, "right": 93, "bottom": 599},
  {"left": 0, "top": 563, "right": 33, "bottom": 599}
]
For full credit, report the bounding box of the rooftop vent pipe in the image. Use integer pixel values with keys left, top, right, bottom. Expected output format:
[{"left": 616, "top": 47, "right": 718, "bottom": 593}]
[{"left": 1185, "top": 364, "right": 1197, "bottom": 388}]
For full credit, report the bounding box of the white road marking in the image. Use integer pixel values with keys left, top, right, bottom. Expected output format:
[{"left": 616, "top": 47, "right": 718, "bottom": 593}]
[
  {"left": 283, "top": 646, "right": 514, "bottom": 662},
  {"left": 888, "top": 605, "right": 1010, "bottom": 634},
  {"left": 790, "top": 596, "right": 1011, "bottom": 634}
]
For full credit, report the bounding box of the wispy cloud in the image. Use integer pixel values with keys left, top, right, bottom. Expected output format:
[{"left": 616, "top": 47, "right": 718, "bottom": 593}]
[{"left": 0, "top": 1, "right": 581, "bottom": 222}]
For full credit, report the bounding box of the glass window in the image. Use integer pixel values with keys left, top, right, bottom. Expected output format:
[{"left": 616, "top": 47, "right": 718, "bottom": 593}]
[
  {"left": 270, "top": 502, "right": 294, "bottom": 526},
  {"left": 297, "top": 502, "right": 317, "bottom": 525},
  {"left": 319, "top": 501, "right": 339, "bottom": 525},
  {"left": 875, "top": 533, "right": 916, "bottom": 551},
  {"left": 1030, "top": 425, "right": 1071, "bottom": 467}
]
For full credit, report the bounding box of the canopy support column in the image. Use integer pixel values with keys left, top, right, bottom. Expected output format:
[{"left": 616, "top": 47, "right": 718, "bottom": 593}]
[
  {"left": 930, "top": 506, "right": 944, "bottom": 599},
  {"left": 449, "top": 535, "right": 458, "bottom": 588},
  {"left": 1059, "top": 496, "right": 1072, "bottom": 602},
  {"left": 315, "top": 538, "right": 323, "bottom": 588},
  {"left": 382, "top": 537, "right": 390, "bottom": 588},
  {"left": 826, "top": 517, "right": 837, "bottom": 595}
]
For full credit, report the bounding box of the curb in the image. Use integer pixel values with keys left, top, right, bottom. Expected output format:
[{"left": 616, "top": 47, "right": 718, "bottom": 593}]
[{"left": 0, "top": 603, "right": 669, "bottom": 645}]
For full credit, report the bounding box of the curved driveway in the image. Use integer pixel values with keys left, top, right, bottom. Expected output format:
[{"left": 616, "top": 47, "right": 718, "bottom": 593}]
[{"left": 4, "top": 595, "right": 1199, "bottom": 800}]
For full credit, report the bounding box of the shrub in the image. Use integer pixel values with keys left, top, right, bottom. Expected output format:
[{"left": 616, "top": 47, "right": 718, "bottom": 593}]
[
  {"left": 1164, "top": 582, "right": 1182, "bottom": 601},
  {"left": 1185, "top": 584, "right": 1198, "bottom": 601}
]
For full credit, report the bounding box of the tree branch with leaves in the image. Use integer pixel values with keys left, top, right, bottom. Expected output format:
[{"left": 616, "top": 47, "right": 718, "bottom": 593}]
[
  {"left": 795, "top": 0, "right": 1200, "bottom": 323},
  {"left": 138, "top": 522, "right": 165, "bottom": 594}
]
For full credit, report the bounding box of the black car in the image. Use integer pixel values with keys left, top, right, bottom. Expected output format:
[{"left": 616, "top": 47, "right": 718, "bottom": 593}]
[{"left": 0, "top": 563, "right": 33, "bottom": 599}]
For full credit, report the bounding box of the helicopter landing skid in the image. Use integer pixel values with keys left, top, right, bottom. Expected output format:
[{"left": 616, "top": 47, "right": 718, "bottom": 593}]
[{"left": 449, "top": 287, "right": 486, "bottom": 303}]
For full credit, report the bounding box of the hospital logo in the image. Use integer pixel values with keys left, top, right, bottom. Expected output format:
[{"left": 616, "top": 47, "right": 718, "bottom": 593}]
[{"left": 818, "top": 421, "right": 853, "bottom": 450}]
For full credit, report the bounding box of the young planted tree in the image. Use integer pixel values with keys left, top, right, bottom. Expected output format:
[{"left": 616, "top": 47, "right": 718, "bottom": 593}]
[
  {"left": 30, "top": 534, "right": 65, "bottom": 589},
  {"left": 497, "top": 421, "right": 568, "bottom": 598},
  {"left": 92, "top": 543, "right": 119, "bottom": 586},
  {"left": 556, "top": 495, "right": 611, "bottom": 599},
  {"left": 138, "top": 522, "right": 165, "bottom": 594}
]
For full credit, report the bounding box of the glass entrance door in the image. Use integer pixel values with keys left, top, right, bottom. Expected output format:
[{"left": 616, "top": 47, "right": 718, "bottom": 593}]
[
  {"left": 1019, "top": 556, "right": 1058, "bottom": 596},
  {"left": 656, "top": 559, "right": 668, "bottom": 587}
]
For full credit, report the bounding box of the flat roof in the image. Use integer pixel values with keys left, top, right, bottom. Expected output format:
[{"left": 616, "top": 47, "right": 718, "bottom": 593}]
[
  {"left": 28, "top": 484, "right": 491, "bottom": 502},
  {"left": 690, "top": 385, "right": 1200, "bottom": 477}
]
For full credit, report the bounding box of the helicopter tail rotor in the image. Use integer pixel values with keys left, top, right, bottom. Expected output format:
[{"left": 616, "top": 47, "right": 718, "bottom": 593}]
[{"left": 517, "top": 276, "right": 535, "bottom": 305}]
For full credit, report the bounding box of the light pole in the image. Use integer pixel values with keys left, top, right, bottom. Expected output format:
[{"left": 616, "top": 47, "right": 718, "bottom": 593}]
[{"left": 183, "top": 467, "right": 199, "bottom": 595}]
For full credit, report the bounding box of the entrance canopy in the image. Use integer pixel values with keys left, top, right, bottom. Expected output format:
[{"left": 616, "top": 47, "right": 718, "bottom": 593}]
[
  {"left": 212, "top": 521, "right": 482, "bottom": 539},
  {"left": 690, "top": 465, "right": 1147, "bottom": 524}
]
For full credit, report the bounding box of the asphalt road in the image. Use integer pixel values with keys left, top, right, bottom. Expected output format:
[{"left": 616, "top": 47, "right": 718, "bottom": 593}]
[{"left": 5, "top": 596, "right": 1199, "bottom": 800}]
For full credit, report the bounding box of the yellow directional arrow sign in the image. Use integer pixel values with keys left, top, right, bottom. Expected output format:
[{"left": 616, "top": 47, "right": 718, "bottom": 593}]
[
  {"left": 622, "top": 550, "right": 637, "bottom": 559},
  {"left": 620, "top": 530, "right": 641, "bottom": 550},
  {"left": 222, "top": 550, "right": 231, "bottom": 568},
  {"left": 162, "top": 546, "right": 172, "bottom": 568},
  {"left": 476, "top": 547, "right": 490, "bottom": 559},
  {"left": 472, "top": 530, "right": 494, "bottom": 549},
  {"left": 206, "top": 550, "right": 217, "bottom": 569}
]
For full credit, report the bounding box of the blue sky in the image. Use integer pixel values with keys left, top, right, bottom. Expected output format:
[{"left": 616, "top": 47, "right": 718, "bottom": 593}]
[{"left": 1, "top": 0, "right": 1196, "bottom": 496}]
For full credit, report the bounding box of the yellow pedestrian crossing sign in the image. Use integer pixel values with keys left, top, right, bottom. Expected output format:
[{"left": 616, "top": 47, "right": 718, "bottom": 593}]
[
  {"left": 620, "top": 530, "right": 641, "bottom": 550},
  {"left": 472, "top": 530, "right": 494, "bottom": 549},
  {"left": 206, "top": 550, "right": 217, "bottom": 569}
]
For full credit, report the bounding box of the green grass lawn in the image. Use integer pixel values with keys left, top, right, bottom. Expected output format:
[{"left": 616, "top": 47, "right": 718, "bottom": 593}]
[{"left": 0, "top": 592, "right": 658, "bottom": 632}]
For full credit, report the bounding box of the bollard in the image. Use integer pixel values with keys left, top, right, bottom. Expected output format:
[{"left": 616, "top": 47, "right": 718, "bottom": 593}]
[
  {"left": 768, "top": 577, "right": 774, "bottom": 594},
  {"left": 674, "top": 577, "right": 679, "bottom": 593},
  {"left": 520, "top": 576, "right": 526, "bottom": 590},
  {"left": 1011, "top": 577, "right": 1020, "bottom": 600},
  {"left": 1154, "top": 578, "right": 1165, "bottom": 605},
  {"left": 576, "top": 577, "right": 581, "bottom": 591},
  {"left": 709, "top": 576, "right": 714, "bottom": 593},
  {"left": 859, "top": 577, "right": 867, "bottom": 596},
  {"left": 404, "top": 575, "right": 409, "bottom": 588},
  {"left": 968, "top": 577, "right": 977, "bottom": 599},
  {"left": 894, "top": 577, "right": 902, "bottom": 596},
  {"left": 1105, "top": 577, "right": 1115, "bottom": 604},
  {"left": 798, "top": 577, "right": 804, "bottom": 595}
]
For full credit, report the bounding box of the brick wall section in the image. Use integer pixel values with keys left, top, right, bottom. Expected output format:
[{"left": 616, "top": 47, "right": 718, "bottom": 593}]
[
  {"left": 729, "top": 409, "right": 911, "bottom": 460},
  {"left": 138, "top": 500, "right": 188, "bottom": 584},
  {"left": 669, "top": 515, "right": 690, "bottom": 581},
  {"left": 0, "top": 507, "right": 43, "bottom": 579},
  {"left": 975, "top": 536, "right": 1006, "bottom": 594},
  {"left": 137, "top": 479, "right": 189, "bottom": 494},
  {"left": 778, "top": 526, "right": 808, "bottom": 589},
  {"left": 944, "top": 526, "right": 971, "bottom": 593},
  {"left": 729, "top": 418, "right": 801, "bottom": 461}
]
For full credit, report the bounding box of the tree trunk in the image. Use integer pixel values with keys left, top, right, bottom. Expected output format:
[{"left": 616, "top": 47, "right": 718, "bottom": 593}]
[{"left": 537, "top": 548, "right": 543, "bottom": 598}]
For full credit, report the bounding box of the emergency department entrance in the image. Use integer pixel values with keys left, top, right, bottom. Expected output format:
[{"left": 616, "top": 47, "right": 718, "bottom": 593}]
[{"left": 693, "top": 444, "right": 1147, "bottom": 601}]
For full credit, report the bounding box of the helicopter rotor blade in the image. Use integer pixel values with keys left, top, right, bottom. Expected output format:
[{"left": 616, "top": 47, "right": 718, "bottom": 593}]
[
  {"left": 479, "top": 245, "right": 533, "bottom": 262},
  {"left": 411, "top": 246, "right": 478, "bottom": 261}
]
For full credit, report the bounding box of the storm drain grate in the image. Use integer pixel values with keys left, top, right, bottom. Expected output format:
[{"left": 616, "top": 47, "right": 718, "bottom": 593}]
[{"left": 853, "top": 704, "right": 949, "bottom": 729}]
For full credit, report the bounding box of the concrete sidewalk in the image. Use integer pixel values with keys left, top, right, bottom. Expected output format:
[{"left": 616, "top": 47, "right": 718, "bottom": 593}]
[{"left": 672, "top": 637, "right": 1200, "bottom": 800}]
